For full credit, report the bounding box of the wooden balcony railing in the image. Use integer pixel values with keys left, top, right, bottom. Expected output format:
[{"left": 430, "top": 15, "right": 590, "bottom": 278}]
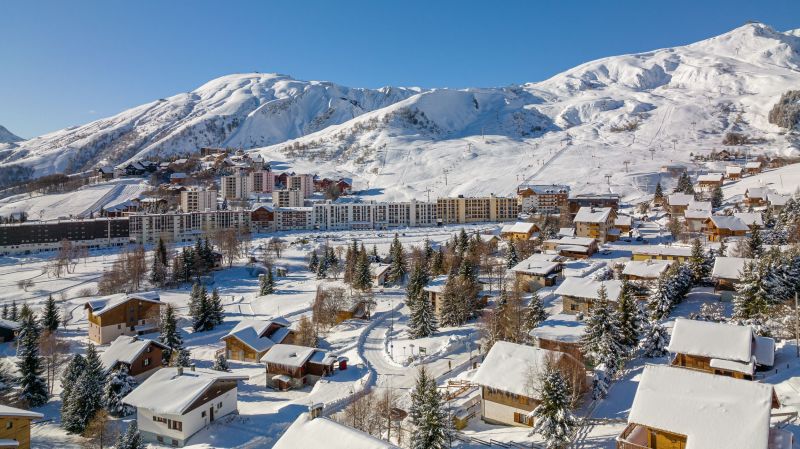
[{"left": 616, "top": 423, "right": 652, "bottom": 449}]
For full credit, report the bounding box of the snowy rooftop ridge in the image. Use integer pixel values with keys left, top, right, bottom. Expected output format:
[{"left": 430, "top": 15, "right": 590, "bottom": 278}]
[
  {"left": 511, "top": 254, "right": 562, "bottom": 276},
  {"left": 472, "top": 341, "right": 574, "bottom": 398},
  {"left": 666, "top": 318, "right": 774, "bottom": 367},
  {"left": 622, "top": 260, "right": 672, "bottom": 279},
  {"left": 274, "top": 412, "right": 400, "bottom": 449},
  {"left": 554, "top": 277, "right": 622, "bottom": 301},
  {"left": 85, "top": 291, "right": 161, "bottom": 316},
  {"left": 711, "top": 256, "right": 754, "bottom": 281},
  {"left": 573, "top": 206, "right": 612, "bottom": 223},
  {"left": 222, "top": 317, "right": 292, "bottom": 353},
  {"left": 99, "top": 335, "right": 168, "bottom": 374},
  {"left": 0, "top": 404, "right": 43, "bottom": 419},
  {"left": 708, "top": 215, "right": 750, "bottom": 232}
]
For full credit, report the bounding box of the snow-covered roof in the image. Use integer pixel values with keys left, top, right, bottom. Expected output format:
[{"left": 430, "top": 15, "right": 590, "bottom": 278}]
[
  {"left": 573, "top": 206, "right": 612, "bottom": 224},
  {"left": 689, "top": 200, "right": 712, "bottom": 212},
  {"left": 709, "top": 357, "right": 754, "bottom": 376},
  {"left": 768, "top": 192, "right": 789, "bottom": 206},
  {"left": 627, "top": 365, "right": 773, "bottom": 449},
  {"left": 123, "top": 367, "right": 246, "bottom": 415},
  {"left": 543, "top": 236, "right": 596, "bottom": 247},
  {"left": 369, "top": 263, "right": 390, "bottom": 278},
  {"left": 501, "top": 222, "right": 537, "bottom": 234},
  {"left": 170, "top": 172, "right": 187, "bottom": 179},
  {"left": 725, "top": 166, "right": 743, "bottom": 175},
  {"left": 251, "top": 202, "right": 274, "bottom": 212},
  {"left": 517, "top": 184, "right": 570, "bottom": 194},
  {"left": 707, "top": 215, "right": 749, "bottom": 232},
  {"left": 555, "top": 277, "right": 622, "bottom": 301},
  {"left": 511, "top": 254, "right": 562, "bottom": 276},
  {"left": 746, "top": 187, "right": 768, "bottom": 199},
  {"left": 745, "top": 161, "right": 762, "bottom": 169},
  {"left": 223, "top": 318, "right": 291, "bottom": 353},
  {"left": 558, "top": 227, "right": 576, "bottom": 237},
  {"left": 274, "top": 413, "right": 400, "bottom": 449},
  {"left": 423, "top": 275, "right": 449, "bottom": 293},
  {"left": 684, "top": 209, "right": 711, "bottom": 220},
  {"left": 754, "top": 336, "right": 775, "bottom": 366},
  {"left": 697, "top": 172, "right": 724, "bottom": 183},
  {"left": 632, "top": 245, "right": 693, "bottom": 258},
  {"left": 614, "top": 215, "right": 632, "bottom": 227},
  {"left": 734, "top": 212, "right": 764, "bottom": 227},
  {"left": 260, "top": 344, "right": 317, "bottom": 368},
  {"left": 0, "top": 404, "right": 43, "bottom": 419},
  {"left": 0, "top": 318, "right": 20, "bottom": 330},
  {"left": 100, "top": 336, "right": 168, "bottom": 373},
  {"left": 85, "top": 291, "right": 161, "bottom": 316},
  {"left": 529, "top": 313, "right": 586, "bottom": 343},
  {"left": 472, "top": 341, "right": 571, "bottom": 398},
  {"left": 622, "top": 260, "right": 672, "bottom": 279},
  {"left": 667, "top": 318, "right": 756, "bottom": 363},
  {"left": 668, "top": 193, "right": 694, "bottom": 207},
  {"left": 711, "top": 256, "right": 753, "bottom": 281}
]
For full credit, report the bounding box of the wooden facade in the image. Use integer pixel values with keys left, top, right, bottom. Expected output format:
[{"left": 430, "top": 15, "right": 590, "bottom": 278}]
[
  {"left": 86, "top": 297, "right": 163, "bottom": 344},
  {"left": 617, "top": 423, "right": 687, "bottom": 449},
  {"left": 702, "top": 219, "right": 747, "bottom": 242},
  {"left": 670, "top": 353, "right": 750, "bottom": 380},
  {"left": 0, "top": 408, "right": 42, "bottom": 449}
]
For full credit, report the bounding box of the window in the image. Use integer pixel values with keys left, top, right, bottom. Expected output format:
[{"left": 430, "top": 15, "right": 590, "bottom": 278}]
[
  {"left": 202, "top": 411, "right": 206, "bottom": 418},
  {"left": 118, "top": 324, "right": 122, "bottom": 329},
  {"left": 144, "top": 358, "right": 151, "bottom": 367},
  {"left": 5, "top": 421, "right": 12, "bottom": 429},
  {"left": 217, "top": 402, "right": 223, "bottom": 410},
  {"left": 170, "top": 420, "right": 182, "bottom": 431}
]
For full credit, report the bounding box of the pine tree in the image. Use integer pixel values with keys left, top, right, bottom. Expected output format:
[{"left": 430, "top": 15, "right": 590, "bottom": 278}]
[
  {"left": 42, "top": 294, "right": 60, "bottom": 332},
  {"left": 688, "top": 238, "right": 709, "bottom": 283},
  {"left": 156, "top": 237, "right": 168, "bottom": 267},
  {"left": 9, "top": 300, "right": 18, "bottom": 321},
  {"left": 15, "top": 311, "right": 48, "bottom": 407},
  {"left": 190, "top": 284, "right": 213, "bottom": 332},
  {"left": 711, "top": 184, "right": 724, "bottom": 208},
  {"left": 150, "top": 252, "right": 167, "bottom": 287},
  {"left": 259, "top": 272, "right": 273, "bottom": 295},
  {"left": 734, "top": 261, "right": 771, "bottom": 319},
  {"left": 116, "top": 420, "right": 146, "bottom": 449},
  {"left": 63, "top": 344, "right": 105, "bottom": 433},
  {"left": 639, "top": 320, "right": 670, "bottom": 358},
  {"left": 387, "top": 234, "right": 407, "bottom": 284},
  {"left": 580, "top": 286, "right": 625, "bottom": 376},
  {"left": 103, "top": 365, "right": 136, "bottom": 417},
  {"left": 438, "top": 275, "right": 461, "bottom": 327},
  {"left": 1, "top": 303, "right": 7, "bottom": 320},
  {"left": 423, "top": 239, "right": 434, "bottom": 266},
  {"left": 406, "top": 262, "right": 429, "bottom": 306},
  {"left": 60, "top": 354, "right": 86, "bottom": 424},
  {"left": 648, "top": 273, "right": 673, "bottom": 320},
  {"left": 175, "top": 348, "right": 192, "bottom": 367},
  {"left": 530, "top": 366, "right": 577, "bottom": 449},
  {"left": 212, "top": 353, "right": 230, "bottom": 371},
  {"left": 718, "top": 238, "right": 727, "bottom": 257},
  {"left": 210, "top": 287, "right": 224, "bottom": 325},
  {"left": 308, "top": 251, "right": 319, "bottom": 272},
  {"left": 409, "top": 367, "right": 451, "bottom": 449},
  {"left": 617, "top": 280, "right": 640, "bottom": 351},
  {"left": 431, "top": 247, "right": 445, "bottom": 276},
  {"left": 506, "top": 243, "right": 519, "bottom": 269},
  {"left": 409, "top": 291, "right": 438, "bottom": 339},
  {"left": 521, "top": 291, "right": 547, "bottom": 338},
  {"left": 746, "top": 229, "right": 764, "bottom": 258},
  {"left": 653, "top": 181, "right": 664, "bottom": 205},
  {"left": 315, "top": 255, "right": 328, "bottom": 279},
  {"left": 159, "top": 304, "right": 183, "bottom": 364},
  {"left": 457, "top": 228, "right": 469, "bottom": 254},
  {"left": 343, "top": 244, "right": 356, "bottom": 284},
  {"left": 353, "top": 250, "right": 372, "bottom": 291}
]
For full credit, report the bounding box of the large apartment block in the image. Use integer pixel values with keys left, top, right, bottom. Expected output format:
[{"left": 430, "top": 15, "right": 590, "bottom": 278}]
[
  {"left": 313, "top": 199, "right": 437, "bottom": 231},
  {"left": 129, "top": 210, "right": 251, "bottom": 244},
  {"left": 180, "top": 187, "right": 217, "bottom": 212},
  {"left": 516, "top": 184, "right": 570, "bottom": 215},
  {"left": 273, "top": 189, "right": 305, "bottom": 208},
  {"left": 0, "top": 218, "right": 130, "bottom": 256},
  {"left": 436, "top": 195, "right": 518, "bottom": 224},
  {"left": 274, "top": 207, "right": 314, "bottom": 231},
  {"left": 286, "top": 174, "right": 314, "bottom": 197},
  {"left": 220, "top": 172, "right": 251, "bottom": 200},
  {"left": 249, "top": 169, "right": 275, "bottom": 194}
]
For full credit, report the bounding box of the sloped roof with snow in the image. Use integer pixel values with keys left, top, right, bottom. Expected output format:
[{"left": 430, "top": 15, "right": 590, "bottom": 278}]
[
  {"left": 726, "top": 166, "right": 743, "bottom": 175},
  {"left": 558, "top": 227, "right": 576, "bottom": 237},
  {"left": 0, "top": 318, "right": 20, "bottom": 330},
  {"left": 614, "top": 215, "right": 632, "bottom": 227},
  {"left": 708, "top": 215, "right": 749, "bottom": 232},
  {"left": 501, "top": 222, "right": 537, "bottom": 234},
  {"left": 746, "top": 187, "right": 768, "bottom": 199},
  {"left": 260, "top": 344, "right": 317, "bottom": 367},
  {"left": 423, "top": 275, "right": 449, "bottom": 293},
  {"left": 711, "top": 256, "right": 753, "bottom": 281},
  {"left": 472, "top": 341, "right": 569, "bottom": 398},
  {"left": 668, "top": 193, "right": 694, "bottom": 207},
  {"left": 274, "top": 413, "right": 400, "bottom": 449},
  {"left": 222, "top": 318, "right": 290, "bottom": 353},
  {"left": 689, "top": 200, "right": 712, "bottom": 212},
  {"left": 530, "top": 313, "right": 587, "bottom": 343},
  {"left": 697, "top": 173, "right": 724, "bottom": 182},
  {"left": 628, "top": 365, "right": 773, "bottom": 449},
  {"left": 511, "top": 254, "right": 562, "bottom": 276},
  {"left": 667, "top": 318, "right": 754, "bottom": 362},
  {"left": 632, "top": 245, "right": 692, "bottom": 257},
  {"left": 543, "top": 236, "right": 596, "bottom": 247},
  {"left": 573, "top": 206, "right": 612, "bottom": 223},
  {"left": 100, "top": 336, "right": 168, "bottom": 373},
  {"left": 85, "top": 291, "right": 161, "bottom": 315},
  {"left": 622, "top": 260, "right": 672, "bottom": 279},
  {"left": 733, "top": 212, "right": 764, "bottom": 227},
  {"left": 122, "top": 368, "right": 246, "bottom": 415},
  {"left": 0, "top": 404, "right": 43, "bottom": 419},
  {"left": 768, "top": 192, "right": 789, "bottom": 206},
  {"left": 369, "top": 263, "right": 390, "bottom": 278},
  {"left": 555, "top": 277, "right": 622, "bottom": 301},
  {"left": 745, "top": 161, "right": 762, "bottom": 169}
]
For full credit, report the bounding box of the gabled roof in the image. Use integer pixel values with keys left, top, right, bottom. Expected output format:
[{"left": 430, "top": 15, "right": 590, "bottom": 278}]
[
  {"left": 543, "top": 236, "right": 596, "bottom": 247},
  {"left": 555, "top": 277, "right": 622, "bottom": 301},
  {"left": 745, "top": 161, "right": 762, "bottom": 169},
  {"left": 422, "top": 275, "right": 448, "bottom": 293},
  {"left": 85, "top": 292, "right": 161, "bottom": 316},
  {"left": 500, "top": 222, "right": 537, "bottom": 234},
  {"left": 768, "top": 192, "right": 789, "bottom": 206},
  {"left": 697, "top": 173, "right": 724, "bottom": 182},
  {"left": 622, "top": 260, "right": 672, "bottom": 279},
  {"left": 684, "top": 209, "right": 711, "bottom": 220},
  {"left": 472, "top": 341, "right": 573, "bottom": 398},
  {"left": 733, "top": 212, "right": 764, "bottom": 227},
  {"left": 223, "top": 318, "right": 291, "bottom": 353},
  {"left": 573, "top": 206, "right": 612, "bottom": 223},
  {"left": 369, "top": 263, "right": 390, "bottom": 278},
  {"left": 632, "top": 245, "right": 692, "bottom": 257},
  {"left": 100, "top": 335, "right": 169, "bottom": 374},
  {"left": 0, "top": 404, "right": 43, "bottom": 420},
  {"left": 706, "top": 215, "right": 749, "bottom": 232},
  {"left": 628, "top": 365, "right": 773, "bottom": 449},
  {"left": 529, "top": 313, "right": 586, "bottom": 343},
  {"left": 746, "top": 187, "right": 768, "bottom": 199},
  {"left": 614, "top": 215, "right": 632, "bottom": 227},
  {"left": 274, "top": 413, "right": 400, "bottom": 449},
  {"left": 725, "top": 166, "right": 743, "bottom": 175},
  {"left": 667, "top": 318, "right": 755, "bottom": 363},
  {"left": 0, "top": 318, "right": 20, "bottom": 331},
  {"left": 711, "top": 256, "right": 753, "bottom": 281},
  {"left": 260, "top": 344, "right": 317, "bottom": 368},
  {"left": 123, "top": 367, "right": 247, "bottom": 415},
  {"left": 511, "top": 254, "right": 562, "bottom": 276},
  {"left": 668, "top": 193, "right": 694, "bottom": 207}
]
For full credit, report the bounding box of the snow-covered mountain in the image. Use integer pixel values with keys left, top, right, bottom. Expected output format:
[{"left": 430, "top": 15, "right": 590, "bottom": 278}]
[
  {"left": 0, "top": 125, "right": 22, "bottom": 144},
  {"left": 3, "top": 23, "right": 799, "bottom": 201}
]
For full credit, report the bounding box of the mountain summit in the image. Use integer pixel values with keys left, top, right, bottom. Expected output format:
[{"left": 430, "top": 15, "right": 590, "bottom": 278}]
[{"left": 0, "top": 125, "right": 22, "bottom": 144}]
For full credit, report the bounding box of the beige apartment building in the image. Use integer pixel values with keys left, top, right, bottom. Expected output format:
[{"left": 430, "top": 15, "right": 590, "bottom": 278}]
[
  {"left": 180, "top": 187, "right": 217, "bottom": 212},
  {"left": 436, "top": 195, "right": 518, "bottom": 224},
  {"left": 273, "top": 189, "right": 305, "bottom": 208}
]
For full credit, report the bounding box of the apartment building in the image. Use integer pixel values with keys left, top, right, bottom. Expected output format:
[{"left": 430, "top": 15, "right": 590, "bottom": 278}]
[
  {"left": 0, "top": 217, "right": 130, "bottom": 256},
  {"left": 274, "top": 207, "right": 314, "bottom": 231},
  {"left": 220, "top": 171, "right": 251, "bottom": 200},
  {"left": 249, "top": 169, "right": 275, "bottom": 194},
  {"left": 273, "top": 189, "right": 305, "bottom": 208},
  {"left": 436, "top": 195, "right": 518, "bottom": 224},
  {"left": 129, "top": 210, "right": 251, "bottom": 244},
  {"left": 286, "top": 174, "right": 314, "bottom": 197},
  {"left": 573, "top": 206, "right": 617, "bottom": 243},
  {"left": 516, "top": 184, "right": 570, "bottom": 215},
  {"left": 180, "top": 187, "right": 217, "bottom": 212},
  {"left": 312, "top": 199, "right": 438, "bottom": 231}
]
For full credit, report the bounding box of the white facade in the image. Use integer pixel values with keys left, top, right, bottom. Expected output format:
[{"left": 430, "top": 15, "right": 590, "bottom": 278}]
[
  {"left": 220, "top": 172, "right": 251, "bottom": 200},
  {"left": 286, "top": 174, "right": 314, "bottom": 197},
  {"left": 481, "top": 395, "right": 532, "bottom": 427},
  {"left": 274, "top": 207, "right": 314, "bottom": 231},
  {"left": 273, "top": 189, "right": 305, "bottom": 208},
  {"left": 180, "top": 188, "right": 217, "bottom": 212},
  {"left": 312, "top": 199, "right": 438, "bottom": 230},
  {"left": 129, "top": 210, "right": 251, "bottom": 244}
]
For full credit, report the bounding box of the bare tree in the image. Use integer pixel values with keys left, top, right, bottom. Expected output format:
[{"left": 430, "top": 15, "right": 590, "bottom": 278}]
[
  {"left": 81, "top": 409, "right": 115, "bottom": 449},
  {"left": 212, "top": 229, "right": 244, "bottom": 268},
  {"left": 39, "top": 332, "right": 69, "bottom": 395}
]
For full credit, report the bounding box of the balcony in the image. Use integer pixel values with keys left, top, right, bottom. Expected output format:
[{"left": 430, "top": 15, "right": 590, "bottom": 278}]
[{"left": 616, "top": 424, "right": 651, "bottom": 449}]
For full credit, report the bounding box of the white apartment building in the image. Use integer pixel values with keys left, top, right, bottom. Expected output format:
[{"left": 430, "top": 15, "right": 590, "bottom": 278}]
[
  {"left": 180, "top": 188, "right": 217, "bottom": 212},
  {"left": 273, "top": 189, "right": 305, "bottom": 208},
  {"left": 129, "top": 210, "right": 251, "bottom": 244},
  {"left": 274, "top": 207, "right": 314, "bottom": 231},
  {"left": 220, "top": 171, "right": 251, "bottom": 200},
  {"left": 312, "top": 199, "right": 438, "bottom": 230}
]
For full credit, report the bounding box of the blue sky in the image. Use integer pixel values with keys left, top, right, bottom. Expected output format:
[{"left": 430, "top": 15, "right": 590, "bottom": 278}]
[{"left": 2, "top": 0, "right": 797, "bottom": 138}]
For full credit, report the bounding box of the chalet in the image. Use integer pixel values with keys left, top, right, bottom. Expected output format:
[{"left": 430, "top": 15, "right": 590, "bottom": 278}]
[
  {"left": 555, "top": 277, "right": 622, "bottom": 315},
  {"left": 274, "top": 411, "right": 400, "bottom": 449},
  {"left": 734, "top": 212, "right": 764, "bottom": 228},
  {"left": 95, "top": 166, "right": 115, "bottom": 181},
  {"left": 745, "top": 160, "right": 763, "bottom": 175},
  {"left": 695, "top": 173, "right": 724, "bottom": 194},
  {"left": 516, "top": 184, "right": 570, "bottom": 215},
  {"left": 221, "top": 318, "right": 293, "bottom": 363},
  {"left": 667, "top": 318, "right": 774, "bottom": 380},
  {"left": 703, "top": 215, "right": 749, "bottom": 242},
  {"left": 120, "top": 161, "right": 147, "bottom": 176},
  {"left": 422, "top": 275, "right": 449, "bottom": 318},
  {"left": 558, "top": 227, "right": 576, "bottom": 238},
  {"left": 725, "top": 165, "right": 743, "bottom": 180},
  {"left": 261, "top": 344, "right": 336, "bottom": 390},
  {"left": 369, "top": 263, "right": 390, "bottom": 287},
  {"left": 541, "top": 236, "right": 598, "bottom": 259},
  {"left": 574, "top": 206, "right": 617, "bottom": 243},
  {"left": 631, "top": 245, "right": 692, "bottom": 263},
  {"left": 250, "top": 203, "right": 275, "bottom": 232},
  {"left": 712, "top": 256, "right": 754, "bottom": 292},
  {"left": 334, "top": 299, "right": 375, "bottom": 323},
  {"left": 0, "top": 405, "right": 43, "bottom": 449},
  {"left": 499, "top": 222, "right": 538, "bottom": 241},
  {"left": 84, "top": 292, "right": 164, "bottom": 345},
  {"left": 336, "top": 177, "right": 353, "bottom": 194},
  {"left": 714, "top": 149, "right": 734, "bottom": 160},
  {"left": 0, "top": 319, "right": 19, "bottom": 343},
  {"left": 100, "top": 335, "right": 168, "bottom": 380},
  {"left": 617, "top": 365, "right": 790, "bottom": 449},
  {"left": 529, "top": 313, "right": 587, "bottom": 362},
  {"left": 472, "top": 341, "right": 584, "bottom": 427},
  {"left": 767, "top": 192, "right": 790, "bottom": 211},
  {"left": 684, "top": 208, "right": 711, "bottom": 232},
  {"left": 510, "top": 254, "right": 562, "bottom": 291},
  {"left": 169, "top": 172, "right": 188, "bottom": 184},
  {"left": 621, "top": 259, "right": 672, "bottom": 281},
  {"left": 123, "top": 367, "right": 247, "bottom": 447},
  {"left": 745, "top": 187, "right": 769, "bottom": 207},
  {"left": 666, "top": 193, "right": 695, "bottom": 216},
  {"left": 614, "top": 215, "right": 632, "bottom": 234}
]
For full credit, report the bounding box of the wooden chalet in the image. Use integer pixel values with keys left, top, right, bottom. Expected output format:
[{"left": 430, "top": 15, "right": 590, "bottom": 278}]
[
  {"left": 711, "top": 256, "right": 753, "bottom": 292},
  {"left": 84, "top": 292, "right": 163, "bottom": 345},
  {"left": 703, "top": 215, "right": 749, "bottom": 242},
  {"left": 369, "top": 262, "right": 390, "bottom": 287},
  {"left": 510, "top": 254, "right": 563, "bottom": 291},
  {"left": 100, "top": 335, "right": 168, "bottom": 380},
  {"left": 725, "top": 165, "right": 743, "bottom": 180},
  {"left": 221, "top": 318, "right": 293, "bottom": 363},
  {"left": 555, "top": 277, "right": 622, "bottom": 315},
  {"left": 0, "top": 405, "right": 43, "bottom": 449},
  {"left": 745, "top": 160, "right": 763, "bottom": 175},
  {"left": 666, "top": 193, "right": 695, "bottom": 216},
  {"left": 631, "top": 245, "right": 692, "bottom": 263},
  {"left": 499, "top": 222, "right": 539, "bottom": 241},
  {"left": 621, "top": 259, "right": 672, "bottom": 282},
  {"left": 529, "top": 313, "right": 587, "bottom": 362},
  {"left": 745, "top": 187, "right": 769, "bottom": 207},
  {"left": 541, "top": 236, "right": 598, "bottom": 259},
  {"left": 695, "top": 173, "right": 724, "bottom": 194},
  {"left": 261, "top": 344, "right": 336, "bottom": 390},
  {"left": 0, "top": 319, "right": 19, "bottom": 343}
]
